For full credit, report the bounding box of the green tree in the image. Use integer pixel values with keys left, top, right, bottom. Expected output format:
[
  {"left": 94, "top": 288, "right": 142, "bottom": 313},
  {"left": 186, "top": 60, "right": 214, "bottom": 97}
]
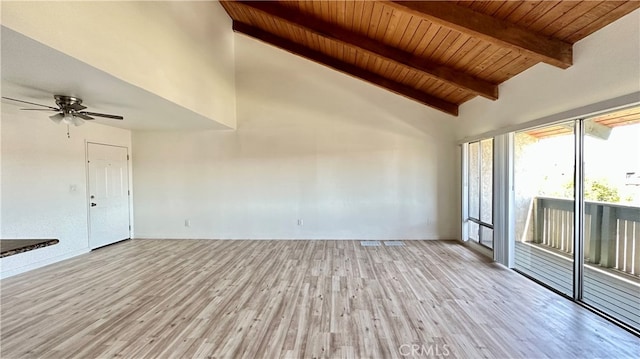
[
  {"left": 587, "top": 180, "right": 620, "bottom": 202},
  {"left": 561, "top": 179, "right": 621, "bottom": 202}
]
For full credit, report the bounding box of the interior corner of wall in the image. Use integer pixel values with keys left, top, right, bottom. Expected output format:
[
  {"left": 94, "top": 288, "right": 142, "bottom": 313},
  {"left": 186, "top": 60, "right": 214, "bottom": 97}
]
[
  {"left": 211, "top": 110, "right": 237, "bottom": 130},
  {"left": 230, "top": 107, "right": 238, "bottom": 130}
]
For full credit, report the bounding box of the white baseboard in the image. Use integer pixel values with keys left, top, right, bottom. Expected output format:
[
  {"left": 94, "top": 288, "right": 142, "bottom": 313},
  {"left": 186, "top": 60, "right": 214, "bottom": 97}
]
[{"left": 132, "top": 236, "right": 453, "bottom": 241}]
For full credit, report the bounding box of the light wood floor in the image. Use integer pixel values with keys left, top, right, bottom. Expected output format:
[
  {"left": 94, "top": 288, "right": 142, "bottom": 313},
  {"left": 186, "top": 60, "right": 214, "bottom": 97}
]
[{"left": 1, "top": 240, "right": 638, "bottom": 358}]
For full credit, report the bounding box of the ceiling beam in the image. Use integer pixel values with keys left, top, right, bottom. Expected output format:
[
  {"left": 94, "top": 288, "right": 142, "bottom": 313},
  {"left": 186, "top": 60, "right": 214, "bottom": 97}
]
[
  {"left": 236, "top": 1, "right": 498, "bottom": 100},
  {"left": 232, "top": 21, "right": 459, "bottom": 116},
  {"left": 386, "top": 0, "right": 573, "bottom": 69}
]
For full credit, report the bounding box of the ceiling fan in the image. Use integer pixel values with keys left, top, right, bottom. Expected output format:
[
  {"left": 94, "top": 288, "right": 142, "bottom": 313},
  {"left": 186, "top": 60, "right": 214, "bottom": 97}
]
[{"left": 1, "top": 95, "right": 124, "bottom": 126}]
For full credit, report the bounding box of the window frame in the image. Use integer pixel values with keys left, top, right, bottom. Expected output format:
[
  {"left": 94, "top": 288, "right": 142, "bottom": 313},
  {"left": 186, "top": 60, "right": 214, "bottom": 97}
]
[{"left": 467, "top": 138, "right": 495, "bottom": 249}]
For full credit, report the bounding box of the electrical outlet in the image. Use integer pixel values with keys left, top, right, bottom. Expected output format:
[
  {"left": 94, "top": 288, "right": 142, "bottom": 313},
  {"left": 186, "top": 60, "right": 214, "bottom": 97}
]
[
  {"left": 297, "top": 219, "right": 303, "bottom": 226},
  {"left": 185, "top": 219, "right": 191, "bottom": 227}
]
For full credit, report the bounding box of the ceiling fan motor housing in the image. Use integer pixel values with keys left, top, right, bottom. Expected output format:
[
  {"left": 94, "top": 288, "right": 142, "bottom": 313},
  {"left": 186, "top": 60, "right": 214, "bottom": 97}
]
[{"left": 54, "top": 95, "right": 84, "bottom": 110}]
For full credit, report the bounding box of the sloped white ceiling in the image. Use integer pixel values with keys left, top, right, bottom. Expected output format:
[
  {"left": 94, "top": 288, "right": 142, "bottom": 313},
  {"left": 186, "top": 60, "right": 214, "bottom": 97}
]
[
  {"left": 1, "top": 26, "right": 228, "bottom": 131},
  {"left": 1, "top": 1, "right": 237, "bottom": 131}
]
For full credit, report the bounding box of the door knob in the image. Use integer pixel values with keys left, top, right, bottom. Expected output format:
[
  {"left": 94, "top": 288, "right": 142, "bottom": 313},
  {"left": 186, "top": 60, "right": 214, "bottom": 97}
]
[{"left": 91, "top": 203, "right": 97, "bottom": 207}]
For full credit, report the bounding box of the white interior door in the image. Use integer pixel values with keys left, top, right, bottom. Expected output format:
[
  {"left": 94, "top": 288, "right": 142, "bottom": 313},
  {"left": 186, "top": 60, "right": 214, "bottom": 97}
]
[{"left": 87, "top": 143, "right": 130, "bottom": 249}]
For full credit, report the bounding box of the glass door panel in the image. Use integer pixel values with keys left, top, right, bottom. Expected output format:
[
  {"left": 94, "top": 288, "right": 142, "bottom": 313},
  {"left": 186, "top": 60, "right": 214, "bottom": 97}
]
[
  {"left": 480, "top": 139, "right": 493, "bottom": 225},
  {"left": 469, "top": 142, "right": 480, "bottom": 220},
  {"left": 581, "top": 111, "right": 640, "bottom": 330},
  {"left": 513, "top": 121, "right": 575, "bottom": 297}
]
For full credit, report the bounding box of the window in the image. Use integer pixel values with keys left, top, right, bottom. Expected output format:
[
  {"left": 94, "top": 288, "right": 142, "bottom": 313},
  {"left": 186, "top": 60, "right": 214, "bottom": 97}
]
[{"left": 467, "top": 138, "right": 494, "bottom": 249}]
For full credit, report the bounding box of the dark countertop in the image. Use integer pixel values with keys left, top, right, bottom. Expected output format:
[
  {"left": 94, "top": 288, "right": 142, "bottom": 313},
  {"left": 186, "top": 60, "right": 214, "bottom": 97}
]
[{"left": 0, "top": 239, "right": 59, "bottom": 258}]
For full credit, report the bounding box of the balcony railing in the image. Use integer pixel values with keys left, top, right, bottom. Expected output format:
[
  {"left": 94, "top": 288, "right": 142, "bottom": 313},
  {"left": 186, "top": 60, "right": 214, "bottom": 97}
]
[{"left": 533, "top": 196, "right": 640, "bottom": 277}]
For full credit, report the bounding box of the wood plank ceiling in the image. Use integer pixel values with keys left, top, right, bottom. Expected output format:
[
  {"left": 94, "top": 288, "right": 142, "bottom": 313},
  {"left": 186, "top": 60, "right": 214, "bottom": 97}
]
[{"left": 220, "top": 1, "right": 640, "bottom": 116}]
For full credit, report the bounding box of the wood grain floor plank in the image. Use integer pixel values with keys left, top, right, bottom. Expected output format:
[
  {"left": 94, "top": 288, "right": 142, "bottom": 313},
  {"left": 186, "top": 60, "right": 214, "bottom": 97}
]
[{"left": 1, "top": 239, "right": 639, "bottom": 358}]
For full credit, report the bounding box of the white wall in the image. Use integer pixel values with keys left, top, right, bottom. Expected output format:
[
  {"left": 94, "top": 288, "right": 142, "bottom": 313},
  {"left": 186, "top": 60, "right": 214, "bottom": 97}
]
[
  {"left": 1, "top": 1, "right": 236, "bottom": 129},
  {"left": 455, "top": 9, "right": 640, "bottom": 140},
  {"left": 132, "top": 34, "right": 458, "bottom": 240},
  {"left": 0, "top": 106, "right": 132, "bottom": 278}
]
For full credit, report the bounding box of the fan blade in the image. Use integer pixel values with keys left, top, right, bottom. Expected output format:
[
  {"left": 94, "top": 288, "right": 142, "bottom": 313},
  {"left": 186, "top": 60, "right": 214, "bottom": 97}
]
[
  {"left": 79, "top": 111, "right": 123, "bottom": 120},
  {"left": 20, "top": 108, "right": 59, "bottom": 111},
  {"left": 2, "top": 96, "right": 59, "bottom": 110},
  {"left": 49, "top": 113, "right": 64, "bottom": 124},
  {"left": 74, "top": 113, "right": 94, "bottom": 120},
  {"left": 68, "top": 103, "right": 87, "bottom": 111}
]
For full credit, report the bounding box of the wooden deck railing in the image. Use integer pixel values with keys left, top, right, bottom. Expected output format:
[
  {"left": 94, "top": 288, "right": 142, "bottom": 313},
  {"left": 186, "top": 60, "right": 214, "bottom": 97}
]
[{"left": 533, "top": 197, "right": 640, "bottom": 277}]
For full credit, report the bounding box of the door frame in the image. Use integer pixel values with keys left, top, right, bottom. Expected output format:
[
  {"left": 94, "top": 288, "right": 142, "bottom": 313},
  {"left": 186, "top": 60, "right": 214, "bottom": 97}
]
[{"left": 85, "top": 141, "right": 132, "bottom": 249}]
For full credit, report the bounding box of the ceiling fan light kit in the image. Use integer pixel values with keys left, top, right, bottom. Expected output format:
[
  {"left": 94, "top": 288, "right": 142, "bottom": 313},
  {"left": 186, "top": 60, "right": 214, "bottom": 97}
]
[{"left": 49, "top": 111, "right": 84, "bottom": 126}]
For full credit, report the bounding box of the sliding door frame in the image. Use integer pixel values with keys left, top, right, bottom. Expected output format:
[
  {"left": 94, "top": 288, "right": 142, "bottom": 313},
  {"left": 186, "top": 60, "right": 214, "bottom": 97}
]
[{"left": 573, "top": 120, "right": 585, "bottom": 301}]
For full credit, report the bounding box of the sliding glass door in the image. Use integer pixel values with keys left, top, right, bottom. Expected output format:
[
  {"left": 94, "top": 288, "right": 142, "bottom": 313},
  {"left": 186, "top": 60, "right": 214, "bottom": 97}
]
[
  {"left": 462, "top": 105, "right": 640, "bottom": 331},
  {"left": 513, "top": 121, "right": 576, "bottom": 297},
  {"left": 581, "top": 114, "right": 640, "bottom": 329},
  {"left": 507, "top": 105, "right": 640, "bottom": 331}
]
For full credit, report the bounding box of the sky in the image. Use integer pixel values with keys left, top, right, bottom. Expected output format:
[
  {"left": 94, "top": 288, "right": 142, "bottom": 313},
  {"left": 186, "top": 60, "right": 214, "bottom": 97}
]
[{"left": 516, "top": 122, "right": 640, "bottom": 203}]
